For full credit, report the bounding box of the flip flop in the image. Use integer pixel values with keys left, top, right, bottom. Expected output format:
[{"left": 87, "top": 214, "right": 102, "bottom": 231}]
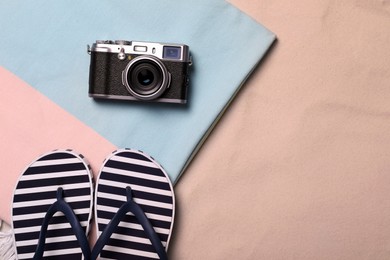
[
  {"left": 11, "top": 150, "right": 94, "bottom": 259},
  {"left": 93, "top": 149, "right": 175, "bottom": 260}
]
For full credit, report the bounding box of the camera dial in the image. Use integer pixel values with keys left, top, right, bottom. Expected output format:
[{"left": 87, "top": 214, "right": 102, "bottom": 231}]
[
  {"left": 115, "top": 40, "right": 132, "bottom": 45},
  {"left": 96, "top": 40, "right": 114, "bottom": 44}
]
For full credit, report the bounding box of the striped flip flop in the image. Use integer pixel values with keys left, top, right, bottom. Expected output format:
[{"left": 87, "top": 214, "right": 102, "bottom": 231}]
[
  {"left": 93, "top": 149, "right": 175, "bottom": 260},
  {"left": 12, "top": 150, "right": 94, "bottom": 259}
]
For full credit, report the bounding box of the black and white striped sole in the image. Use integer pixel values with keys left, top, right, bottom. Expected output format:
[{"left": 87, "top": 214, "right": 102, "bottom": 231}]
[
  {"left": 12, "top": 150, "right": 94, "bottom": 259},
  {"left": 95, "top": 149, "right": 175, "bottom": 260}
]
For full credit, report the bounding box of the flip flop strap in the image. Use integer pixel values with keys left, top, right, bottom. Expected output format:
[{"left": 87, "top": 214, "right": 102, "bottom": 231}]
[
  {"left": 33, "top": 188, "right": 91, "bottom": 260},
  {"left": 92, "top": 186, "right": 168, "bottom": 260}
]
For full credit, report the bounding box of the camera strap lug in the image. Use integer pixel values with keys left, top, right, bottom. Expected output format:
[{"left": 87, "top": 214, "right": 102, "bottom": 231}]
[
  {"left": 87, "top": 45, "right": 91, "bottom": 55},
  {"left": 118, "top": 48, "right": 126, "bottom": 60},
  {"left": 189, "top": 55, "right": 193, "bottom": 66}
]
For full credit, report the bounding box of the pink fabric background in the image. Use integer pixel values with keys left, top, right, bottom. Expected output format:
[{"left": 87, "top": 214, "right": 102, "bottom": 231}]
[
  {"left": 0, "top": 67, "right": 116, "bottom": 225},
  {"left": 1, "top": 0, "right": 390, "bottom": 259},
  {"left": 168, "top": 0, "right": 390, "bottom": 259}
]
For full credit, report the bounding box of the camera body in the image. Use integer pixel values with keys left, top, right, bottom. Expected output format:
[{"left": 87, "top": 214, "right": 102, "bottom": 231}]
[{"left": 88, "top": 40, "right": 191, "bottom": 104}]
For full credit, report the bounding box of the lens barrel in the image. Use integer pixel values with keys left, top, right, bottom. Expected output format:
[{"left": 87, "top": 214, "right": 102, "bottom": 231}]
[{"left": 123, "top": 56, "right": 170, "bottom": 100}]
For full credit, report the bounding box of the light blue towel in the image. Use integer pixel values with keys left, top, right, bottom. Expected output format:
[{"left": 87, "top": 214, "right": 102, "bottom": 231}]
[{"left": 0, "top": 0, "right": 275, "bottom": 183}]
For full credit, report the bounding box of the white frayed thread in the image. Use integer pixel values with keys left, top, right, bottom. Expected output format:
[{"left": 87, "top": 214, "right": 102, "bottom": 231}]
[{"left": 0, "top": 220, "right": 16, "bottom": 260}]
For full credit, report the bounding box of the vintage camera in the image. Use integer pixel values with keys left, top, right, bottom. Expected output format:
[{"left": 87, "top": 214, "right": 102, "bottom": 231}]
[{"left": 88, "top": 40, "right": 192, "bottom": 104}]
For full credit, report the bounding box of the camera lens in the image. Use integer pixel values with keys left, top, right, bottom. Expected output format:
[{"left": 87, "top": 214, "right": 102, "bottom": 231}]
[
  {"left": 138, "top": 68, "right": 154, "bottom": 86},
  {"left": 128, "top": 61, "right": 162, "bottom": 96},
  {"left": 123, "top": 56, "right": 170, "bottom": 100}
]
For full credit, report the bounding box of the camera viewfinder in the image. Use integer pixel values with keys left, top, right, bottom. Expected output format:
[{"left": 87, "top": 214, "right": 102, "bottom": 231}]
[{"left": 163, "top": 46, "right": 182, "bottom": 60}]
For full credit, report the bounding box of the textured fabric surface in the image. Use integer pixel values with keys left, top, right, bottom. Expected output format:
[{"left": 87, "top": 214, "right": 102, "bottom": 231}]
[
  {"left": 169, "top": 0, "right": 390, "bottom": 259},
  {"left": 0, "top": 0, "right": 275, "bottom": 182},
  {"left": 0, "top": 220, "right": 16, "bottom": 260},
  {"left": 0, "top": 1, "right": 275, "bottom": 256},
  {"left": 2, "top": 0, "right": 389, "bottom": 259},
  {"left": 0, "top": 67, "right": 116, "bottom": 226}
]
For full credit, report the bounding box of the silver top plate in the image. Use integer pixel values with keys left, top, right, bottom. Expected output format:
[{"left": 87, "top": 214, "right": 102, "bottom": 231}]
[{"left": 90, "top": 40, "right": 191, "bottom": 63}]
